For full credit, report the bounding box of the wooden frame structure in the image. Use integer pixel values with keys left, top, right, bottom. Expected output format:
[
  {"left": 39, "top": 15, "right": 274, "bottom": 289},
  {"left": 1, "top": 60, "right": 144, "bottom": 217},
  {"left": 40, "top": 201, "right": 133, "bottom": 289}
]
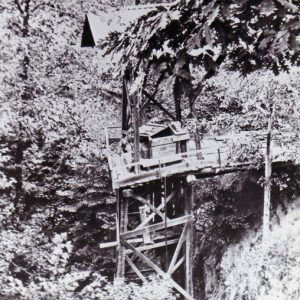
[
  {"left": 102, "top": 77, "right": 298, "bottom": 300},
  {"left": 114, "top": 177, "right": 195, "bottom": 299},
  {"left": 81, "top": 6, "right": 299, "bottom": 299}
]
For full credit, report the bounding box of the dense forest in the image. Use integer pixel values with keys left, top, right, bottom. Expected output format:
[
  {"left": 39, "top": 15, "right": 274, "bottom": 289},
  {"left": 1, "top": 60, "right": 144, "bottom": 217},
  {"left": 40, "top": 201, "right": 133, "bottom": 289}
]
[{"left": 0, "top": 0, "right": 300, "bottom": 299}]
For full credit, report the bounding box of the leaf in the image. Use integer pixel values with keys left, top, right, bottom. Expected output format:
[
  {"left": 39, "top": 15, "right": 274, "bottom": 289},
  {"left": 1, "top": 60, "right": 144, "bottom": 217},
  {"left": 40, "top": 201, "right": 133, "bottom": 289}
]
[
  {"left": 260, "top": 0, "right": 277, "bottom": 16},
  {"left": 203, "top": 0, "right": 217, "bottom": 17},
  {"left": 276, "top": 0, "right": 298, "bottom": 12},
  {"left": 207, "top": 5, "right": 220, "bottom": 26}
]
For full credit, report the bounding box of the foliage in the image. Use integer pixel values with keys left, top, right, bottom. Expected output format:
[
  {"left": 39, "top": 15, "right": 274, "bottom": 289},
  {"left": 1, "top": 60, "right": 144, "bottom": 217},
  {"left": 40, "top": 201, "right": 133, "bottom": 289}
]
[
  {"left": 192, "top": 165, "right": 300, "bottom": 297},
  {"left": 1, "top": 0, "right": 300, "bottom": 299},
  {"left": 213, "top": 199, "right": 300, "bottom": 300},
  {"left": 103, "top": 0, "right": 300, "bottom": 116},
  {"left": 79, "top": 276, "right": 176, "bottom": 300},
  {"left": 0, "top": 0, "right": 121, "bottom": 297}
]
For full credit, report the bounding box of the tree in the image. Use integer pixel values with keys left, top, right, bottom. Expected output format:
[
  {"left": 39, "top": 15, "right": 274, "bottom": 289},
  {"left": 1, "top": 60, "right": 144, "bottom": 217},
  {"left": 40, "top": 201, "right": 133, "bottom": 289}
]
[
  {"left": 103, "top": 0, "right": 300, "bottom": 118},
  {"left": 0, "top": 0, "right": 123, "bottom": 296}
]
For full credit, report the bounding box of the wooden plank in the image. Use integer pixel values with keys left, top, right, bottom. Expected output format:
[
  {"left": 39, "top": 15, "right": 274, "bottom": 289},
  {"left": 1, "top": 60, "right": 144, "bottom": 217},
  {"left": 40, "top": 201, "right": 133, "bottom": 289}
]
[
  {"left": 131, "top": 92, "right": 140, "bottom": 169},
  {"left": 124, "top": 238, "right": 179, "bottom": 254},
  {"left": 136, "top": 191, "right": 176, "bottom": 229},
  {"left": 105, "top": 127, "right": 109, "bottom": 151},
  {"left": 151, "top": 136, "right": 174, "bottom": 147},
  {"left": 125, "top": 256, "right": 148, "bottom": 283},
  {"left": 132, "top": 193, "right": 169, "bottom": 222},
  {"left": 169, "top": 255, "right": 185, "bottom": 275},
  {"left": 121, "top": 215, "right": 191, "bottom": 239},
  {"left": 122, "top": 148, "right": 225, "bottom": 169},
  {"left": 173, "top": 133, "right": 190, "bottom": 142},
  {"left": 150, "top": 134, "right": 190, "bottom": 147},
  {"left": 121, "top": 79, "right": 128, "bottom": 131},
  {"left": 139, "top": 206, "right": 153, "bottom": 244},
  {"left": 114, "top": 162, "right": 190, "bottom": 188},
  {"left": 152, "top": 143, "right": 177, "bottom": 158},
  {"left": 168, "top": 224, "right": 187, "bottom": 274},
  {"left": 184, "top": 183, "right": 194, "bottom": 297},
  {"left": 101, "top": 237, "right": 141, "bottom": 249},
  {"left": 142, "top": 89, "right": 176, "bottom": 121},
  {"left": 116, "top": 191, "right": 128, "bottom": 278},
  {"left": 140, "top": 154, "right": 184, "bottom": 168},
  {"left": 121, "top": 238, "right": 194, "bottom": 300},
  {"left": 100, "top": 232, "right": 178, "bottom": 249},
  {"left": 116, "top": 215, "right": 120, "bottom": 248},
  {"left": 195, "top": 132, "right": 202, "bottom": 160}
]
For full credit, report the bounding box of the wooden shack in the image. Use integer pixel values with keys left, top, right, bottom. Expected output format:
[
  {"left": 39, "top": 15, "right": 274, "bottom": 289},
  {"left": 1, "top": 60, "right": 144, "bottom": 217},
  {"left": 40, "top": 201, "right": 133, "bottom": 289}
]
[{"left": 139, "top": 122, "right": 193, "bottom": 159}]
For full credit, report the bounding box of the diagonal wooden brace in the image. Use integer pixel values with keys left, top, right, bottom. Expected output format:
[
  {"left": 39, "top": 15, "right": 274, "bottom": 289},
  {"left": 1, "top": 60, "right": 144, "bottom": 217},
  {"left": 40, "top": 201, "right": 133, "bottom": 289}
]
[
  {"left": 168, "top": 224, "right": 187, "bottom": 274},
  {"left": 136, "top": 190, "right": 176, "bottom": 229},
  {"left": 132, "top": 193, "right": 169, "bottom": 222},
  {"left": 121, "top": 215, "right": 191, "bottom": 239},
  {"left": 125, "top": 255, "right": 148, "bottom": 283},
  {"left": 121, "top": 238, "right": 194, "bottom": 300}
]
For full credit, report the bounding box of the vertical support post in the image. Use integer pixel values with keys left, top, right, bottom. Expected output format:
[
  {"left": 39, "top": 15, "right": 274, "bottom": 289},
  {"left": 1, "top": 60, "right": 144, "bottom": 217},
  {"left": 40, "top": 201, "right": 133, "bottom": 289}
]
[
  {"left": 163, "top": 176, "right": 169, "bottom": 271},
  {"left": 184, "top": 180, "right": 194, "bottom": 298},
  {"left": 105, "top": 127, "right": 109, "bottom": 151},
  {"left": 133, "top": 93, "right": 140, "bottom": 161},
  {"left": 131, "top": 91, "right": 140, "bottom": 174},
  {"left": 117, "top": 189, "right": 128, "bottom": 277},
  {"left": 122, "top": 78, "right": 128, "bottom": 131},
  {"left": 139, "top": 205, "right": 152, "bottom": 244},
  {"left": 263, "top": 110, "right": 273, "bottom": 243},
  {"left": 173, "top": 76, "right": 182, "bottom": 122},
  {"left": 195, "top": 129, "right": 202, "bottom": 160},
  {"left": 217, "top": 148, "right": 221, "bottom": 167}
]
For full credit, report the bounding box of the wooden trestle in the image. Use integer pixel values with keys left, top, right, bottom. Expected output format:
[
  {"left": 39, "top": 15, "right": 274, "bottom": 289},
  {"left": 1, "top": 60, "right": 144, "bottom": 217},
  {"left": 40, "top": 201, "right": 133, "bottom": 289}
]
[
  {"left": 101, "top": 77, "right": 298, "bottom": 299},
  {"left": 115, "top": 177, "right": 195, "bottom": 299}
]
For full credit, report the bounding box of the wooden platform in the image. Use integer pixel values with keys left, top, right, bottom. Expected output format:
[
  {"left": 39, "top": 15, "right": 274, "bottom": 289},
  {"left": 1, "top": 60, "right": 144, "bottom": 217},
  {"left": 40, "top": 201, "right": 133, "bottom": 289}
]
[{"left": 108, "top": 131, "right": 298, "bottom": 190}]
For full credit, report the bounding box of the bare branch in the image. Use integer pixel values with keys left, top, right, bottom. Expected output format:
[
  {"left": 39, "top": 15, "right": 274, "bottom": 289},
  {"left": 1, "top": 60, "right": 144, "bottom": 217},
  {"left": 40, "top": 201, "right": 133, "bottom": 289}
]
[{"left": 14, "top": 0, "right": 24, "bottom": 14}]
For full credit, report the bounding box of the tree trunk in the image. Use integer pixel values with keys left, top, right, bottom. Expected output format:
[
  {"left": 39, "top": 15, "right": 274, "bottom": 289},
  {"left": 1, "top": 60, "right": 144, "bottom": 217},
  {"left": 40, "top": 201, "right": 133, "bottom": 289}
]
[
  {"left": 263, "top": 109, "right": 274, "bottom": 243},
  {"left": 173, "top": 76, "right": 182, "bottom": 122}
]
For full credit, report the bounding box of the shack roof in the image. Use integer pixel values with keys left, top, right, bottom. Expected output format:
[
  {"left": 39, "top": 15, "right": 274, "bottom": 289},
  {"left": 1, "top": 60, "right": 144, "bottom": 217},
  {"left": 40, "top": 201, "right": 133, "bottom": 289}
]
[
  {"left": 140, "top": 122, "right": 188, "bottom": 138},
  {"left": 139, "top": 123, "right": 167, "bottom": 137},
  {"left": 81, "top": 3, "right": 173, "bottom": 47}
]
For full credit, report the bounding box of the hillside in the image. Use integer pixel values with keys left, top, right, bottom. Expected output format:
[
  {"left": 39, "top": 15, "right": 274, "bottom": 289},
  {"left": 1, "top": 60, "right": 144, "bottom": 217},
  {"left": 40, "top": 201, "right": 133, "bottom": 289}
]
[
  {"left": 1, "top": 0, "right": 300, "bottom": 299},
  {"left": 212, "top": 198, "right": 300, "bottom": 300}
]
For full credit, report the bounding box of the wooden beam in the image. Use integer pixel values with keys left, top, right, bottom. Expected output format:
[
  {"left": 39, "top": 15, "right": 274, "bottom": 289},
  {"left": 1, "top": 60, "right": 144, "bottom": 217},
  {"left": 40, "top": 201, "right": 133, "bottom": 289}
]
[
  {"left": 124, "top": 238, "right": 179, "bottom": 254},
  {"left": 100, "top": 232, "right": 178, "bottom": 249},
  {"left": 123, "top": 189, "right": 133, "bottom": 198},
  {"left": 139, "top": 97, "right": 150, "bottom": 113},
  {"left": 121, "top": 215, "right": 191, "bottom": 239},
  {"left": 169, "top": 255, "right": 185, "bottom": 275},
  {"left": 121, "top": 239, "right": 194, "bottom": 300},
  {"left": 139, "top": 206, "right": 153, "bottom": 244},
  {"left": 122, "top": 79, "right": 128, "bottom": 131},
  {"left": 125, "top": 256, "right": 148, "bottom": 283},
  {"left": 132, "top": 193, "right": 169, "bottom": 222},
  {"left": 173, "top": 76, "right": 182, "bottom": 122},
  {"left": 186, "top": 174, "right": 196, "bottom": 186},
  {"left": 184, "top": 183, "right": 194, "bottom": 297},
  {"left": 131, "top": 91, "right": 140, "bottom": 169},
  {"left": 116, "top": 191, "right": 128, "bottom": 277},
  {"left": 195, "top": 131, "right": 202, "bottom": 160},
  {"left": 142, "top": 89, "right": 176, "bottom": 121},
  {"left": 105, "top": 127, "right": 109, "bottom": 151},
  {"left": 136, "top": 191, "right": 176, "bottom": 229},
  {"left": 168, "top": 224, "right": 187, "bottom": 274}
]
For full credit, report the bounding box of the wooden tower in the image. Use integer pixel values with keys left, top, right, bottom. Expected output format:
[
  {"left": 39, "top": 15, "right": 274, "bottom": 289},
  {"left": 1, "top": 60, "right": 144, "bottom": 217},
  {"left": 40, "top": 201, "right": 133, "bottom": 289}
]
[
  {"left": 102, "top": 76, "right": 299, "bottom": 300},
  {"left": 115, "top": 176, "right": 195, "bottom": 299},
  {"left": 104, "top": 76, "right": 197, "bottom": 299}
]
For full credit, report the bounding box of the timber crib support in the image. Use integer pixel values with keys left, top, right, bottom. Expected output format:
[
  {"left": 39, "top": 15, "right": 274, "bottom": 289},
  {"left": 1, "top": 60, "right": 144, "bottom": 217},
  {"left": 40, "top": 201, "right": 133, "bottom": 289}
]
[{"left": 114, "top": 178, "right": 195, "bottom": 299}]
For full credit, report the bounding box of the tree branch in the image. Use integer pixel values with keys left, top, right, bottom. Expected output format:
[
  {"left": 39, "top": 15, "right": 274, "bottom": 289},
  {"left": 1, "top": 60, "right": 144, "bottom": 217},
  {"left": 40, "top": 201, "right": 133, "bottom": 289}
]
[{"left": 14, "top": 0, "right": 24, "bottom": 14}]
